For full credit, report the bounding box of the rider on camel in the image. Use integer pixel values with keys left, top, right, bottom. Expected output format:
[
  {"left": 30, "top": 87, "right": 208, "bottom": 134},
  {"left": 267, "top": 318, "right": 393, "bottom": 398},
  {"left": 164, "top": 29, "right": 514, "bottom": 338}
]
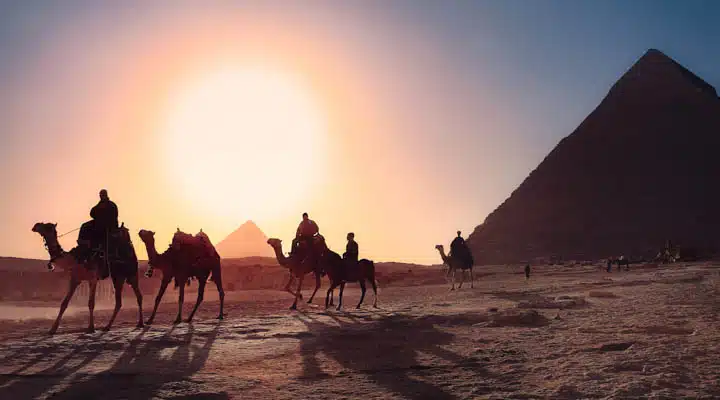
[
  {"left": 343, "top": 232, "right": 359, "bottom": 267},
  {"left": 77, "top": 189, "right": 118, "bottom": 277},
  {"left": 450, "top": 230, "right": 473, "bottom": 266},
  {"left": 291, "top": 212, "right": 319, "bottom": 260},
  {"left": 91, "top": 189, "right": 119, "bottom": 233},
  {"left": 450, "top": 231, "right": 465, "bottom": 257}
]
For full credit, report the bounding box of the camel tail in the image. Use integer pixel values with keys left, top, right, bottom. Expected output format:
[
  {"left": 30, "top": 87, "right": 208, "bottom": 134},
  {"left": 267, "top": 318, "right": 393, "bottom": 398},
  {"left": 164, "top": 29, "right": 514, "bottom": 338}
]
[
  {"left": 367, "top": 260, "right": 379, "bottom": 288},
  {"left": 209, "top": 258, "right": 222, "bottom": 282}
]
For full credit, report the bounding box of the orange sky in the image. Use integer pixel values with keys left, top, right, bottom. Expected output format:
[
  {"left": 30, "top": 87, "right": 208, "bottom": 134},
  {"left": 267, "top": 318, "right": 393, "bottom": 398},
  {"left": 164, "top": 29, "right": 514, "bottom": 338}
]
[{"left": 0, "top": 4, "right": 551, "bottom": 264}]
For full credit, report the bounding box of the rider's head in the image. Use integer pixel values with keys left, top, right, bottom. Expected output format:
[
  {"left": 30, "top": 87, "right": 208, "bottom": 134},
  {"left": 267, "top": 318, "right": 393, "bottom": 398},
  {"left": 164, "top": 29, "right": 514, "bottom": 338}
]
[
  {"left": 347, "top": 232, "right": 355, "bottom": 240},
  {"left": 457, "top": 230, "right": 462, "bottom": 237},
  {"left": 99, "top": 189, "right": 109, "bottom": 201},
  {"left": 302, "top": 212, "right": 308, "bottom": 221}
]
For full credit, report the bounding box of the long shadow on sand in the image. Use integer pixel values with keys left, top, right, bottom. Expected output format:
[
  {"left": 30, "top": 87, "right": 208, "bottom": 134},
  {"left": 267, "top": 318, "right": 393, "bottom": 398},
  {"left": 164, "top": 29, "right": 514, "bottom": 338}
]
[
  {"left": 292, "top": 310, "right": 496, "bottom": 399},
  {"left": 0, "top": 324, "right": 225, "bottom": 400}
]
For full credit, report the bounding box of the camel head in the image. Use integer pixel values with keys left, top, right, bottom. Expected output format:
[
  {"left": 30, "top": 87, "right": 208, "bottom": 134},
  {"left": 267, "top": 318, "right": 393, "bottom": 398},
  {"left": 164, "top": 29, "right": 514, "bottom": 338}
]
[
  {"left": 32, "top": 222, "right": 57, "bottom": 238},
  {"left": 138, "top": 229, "right": 155, "bottom": 244},
  {"left": 267, "top": 238, "right": 282, "bottom": 249},
  {"left": 32, "top": 222, "right": 61, "bottom": 269},
  {"left": 435, "top": 244, "right": 445, "bottom": 252},
  {"left": 138, "top": 230, "right": 158, "bottom": 277}
]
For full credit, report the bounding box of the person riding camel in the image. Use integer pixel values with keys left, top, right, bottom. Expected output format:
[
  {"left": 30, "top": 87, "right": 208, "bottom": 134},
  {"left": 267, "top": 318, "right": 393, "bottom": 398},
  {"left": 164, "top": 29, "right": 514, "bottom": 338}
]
[
  {"left": 91, "top": 189, "right": 119, "bottom": 233},
  {"left": 343, "top": 232, "right": 359, "bottom": 267},
  {"left": 450, "top": 231, "right": 465, "bottom": 258},
  {"left": 76, "top": 189, "right": 118, "bottom": 277},
  {"left": 450, "top": 230, "right": 473, "bottom": 266},
  {"left": 291, "top": 212, "right": 319, "bottom": 260}
]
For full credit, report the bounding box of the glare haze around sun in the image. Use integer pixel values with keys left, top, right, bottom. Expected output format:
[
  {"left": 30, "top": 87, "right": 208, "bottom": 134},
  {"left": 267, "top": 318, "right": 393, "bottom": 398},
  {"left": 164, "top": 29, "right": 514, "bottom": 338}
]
[{"left": 160, "top": 65, "right": 329, "bottom": 223}]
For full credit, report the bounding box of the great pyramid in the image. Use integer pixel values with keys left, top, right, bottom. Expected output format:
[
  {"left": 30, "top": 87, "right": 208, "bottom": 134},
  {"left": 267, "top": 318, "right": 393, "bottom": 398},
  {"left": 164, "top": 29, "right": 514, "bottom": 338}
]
[
  {"left": 467, "top": 49, "right": 720, "bottom": 264},
  {"left": 215, "top": 220, "right": 274, "bottom": 259}
]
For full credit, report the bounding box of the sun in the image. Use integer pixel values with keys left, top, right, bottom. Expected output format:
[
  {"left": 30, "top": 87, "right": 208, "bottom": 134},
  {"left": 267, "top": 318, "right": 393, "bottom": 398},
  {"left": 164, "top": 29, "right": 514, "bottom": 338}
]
[{"left": 159, "top": 64, "right": 328, "bottom": 223}]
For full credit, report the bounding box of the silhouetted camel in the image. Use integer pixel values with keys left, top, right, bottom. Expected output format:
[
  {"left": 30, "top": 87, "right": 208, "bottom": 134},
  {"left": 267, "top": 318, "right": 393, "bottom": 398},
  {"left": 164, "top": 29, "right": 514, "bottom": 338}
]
[
  {"left": 322, "top": 250, "right": 379, "bottom": 310},
  {"left": 138, "top": 229, "right": 224, "bottom": 324},
  {"left": 435, "top": 244, "right": 474, "bottom": 290},
  {"left": 267, "top": 237, "right": 329, "bottom": 309},
  {"left": 32, "top": 222, "right": 143, "bottom": 334},
  {"left": 613, "top": 256, "right": 630, "bottom": 271}
]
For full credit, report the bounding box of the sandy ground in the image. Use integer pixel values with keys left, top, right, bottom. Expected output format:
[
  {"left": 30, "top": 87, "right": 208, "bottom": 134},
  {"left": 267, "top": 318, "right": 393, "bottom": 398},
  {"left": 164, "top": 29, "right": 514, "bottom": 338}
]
[{"left": 0, "top": 263, "right": 718, "bottom": 399}]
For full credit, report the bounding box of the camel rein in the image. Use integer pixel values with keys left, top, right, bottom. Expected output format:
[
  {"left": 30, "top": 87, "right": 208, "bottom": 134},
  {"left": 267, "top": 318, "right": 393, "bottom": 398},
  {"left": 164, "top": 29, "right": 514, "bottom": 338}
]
[{"left": 58, "top": 227, "right": 81, "bottom": 238}]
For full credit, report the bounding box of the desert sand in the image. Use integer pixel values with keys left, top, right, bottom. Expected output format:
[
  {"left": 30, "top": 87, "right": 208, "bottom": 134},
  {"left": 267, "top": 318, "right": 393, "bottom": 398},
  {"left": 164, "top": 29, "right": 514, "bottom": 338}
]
[{"left": 0, "top": 262, "right": 717, "bottom": 399}]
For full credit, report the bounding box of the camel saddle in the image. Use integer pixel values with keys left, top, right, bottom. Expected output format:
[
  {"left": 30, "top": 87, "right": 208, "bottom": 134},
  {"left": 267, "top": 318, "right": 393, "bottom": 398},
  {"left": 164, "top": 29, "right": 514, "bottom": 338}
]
[
  {"left": 73, "top": 222, "right": 137, "bottom": 279},
  {"left": 291, "top": 234, "right": 326, "bottom": 263}
]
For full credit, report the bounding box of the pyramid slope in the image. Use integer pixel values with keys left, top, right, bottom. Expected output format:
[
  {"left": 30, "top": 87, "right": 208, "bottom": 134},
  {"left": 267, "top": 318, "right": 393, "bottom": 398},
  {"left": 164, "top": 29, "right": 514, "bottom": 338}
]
[
  {"left": 467, "top": 49, "right": 720, "bottom": 264},
  {"left": 215, "top": 221, "right": 274, "bottom": 259}
]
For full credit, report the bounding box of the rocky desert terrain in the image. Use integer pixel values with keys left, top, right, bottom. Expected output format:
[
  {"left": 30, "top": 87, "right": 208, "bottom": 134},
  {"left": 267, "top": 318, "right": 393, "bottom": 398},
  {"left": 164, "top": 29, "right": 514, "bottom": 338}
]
[{"left": 0, "top": 261, "right": 717, "bottom": 399}]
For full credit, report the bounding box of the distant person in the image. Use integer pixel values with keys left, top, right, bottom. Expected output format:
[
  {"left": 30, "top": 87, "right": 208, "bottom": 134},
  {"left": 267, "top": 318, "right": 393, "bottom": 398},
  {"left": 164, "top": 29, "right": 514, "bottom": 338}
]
[
  {"left": 606, "top": 258, "right": 612, "bottom": 273},
  {"left": 292, "top": 212, "right": 319, "bottom": 258},
  {"left": 524, "top": 263, "right": 531, "bottom": 280},
  {"left": 343, "top": 232, "right": 359, "bottom": 266}
]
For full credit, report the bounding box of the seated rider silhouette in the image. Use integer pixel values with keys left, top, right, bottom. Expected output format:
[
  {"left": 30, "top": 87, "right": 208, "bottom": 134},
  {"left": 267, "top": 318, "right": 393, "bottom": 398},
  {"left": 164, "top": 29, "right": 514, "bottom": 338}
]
[
  {"left": 77, "top": 189, "right": 118, "bottom": 277},
  {"left": 450, "top": 230, "right": 472, "bottom": 265},
  {"left": 291, "top": 212, "right": 319, "bottom": 261},
  {"left": 450, "top": 231, "right": 465, "bottom": 258},
  {"left": 343, "top": 232, "right": 359, "bottom": 268}
]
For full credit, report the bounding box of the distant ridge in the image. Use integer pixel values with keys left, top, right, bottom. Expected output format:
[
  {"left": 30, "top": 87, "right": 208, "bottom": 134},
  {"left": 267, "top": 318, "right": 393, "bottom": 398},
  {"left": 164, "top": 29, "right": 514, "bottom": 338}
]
[
  {"left": 0, "top": 256, "right": 47, "bottom": 271},
  {"left": 215, "top": 220, "right": 274, "bottom": 259},
  {"left": 467, "top": 49, "right": 720, "bottom": 264}
]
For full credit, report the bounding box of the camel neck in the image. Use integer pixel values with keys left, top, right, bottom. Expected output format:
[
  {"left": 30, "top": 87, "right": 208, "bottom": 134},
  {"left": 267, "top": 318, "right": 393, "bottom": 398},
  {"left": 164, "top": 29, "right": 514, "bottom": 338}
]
[
  {"left": 44, "top": 237, "right": 65, "bottom": 260},
  {"left": 437, "top": 247, "right": 448, "bottom": 261},
  {"left": 143, "top": 241, "right": 161, "bottom": 265},
  {"left": 272, "top": 245, "right": 289, "bottom": 266}
]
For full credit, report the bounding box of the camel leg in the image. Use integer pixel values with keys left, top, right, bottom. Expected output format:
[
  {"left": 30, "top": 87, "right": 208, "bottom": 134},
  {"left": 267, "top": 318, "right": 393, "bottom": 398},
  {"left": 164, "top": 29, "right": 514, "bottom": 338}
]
[
  {"left": 50, "top": 276, "right": 80, "bottom": 334},
  {"left": 147, "top": 278, "right": 170, "bottom": 325},
  {"left": 129, "top": 276, "right": 144, "bottom": 328},
  {"left": 186, "top": 278, "right": 206, "bottom": 323},
  {"left": 290, "top": 274, "right": 304, "bottom": 310},
  {"left": 174, "top": 280, "right": 185, "bottom": 324},
  {"left": 104, "top": 278, "right": 124, "bottom": 331},
  {"left": 458, "top": 269, "right": 465, "bottom": 289},
  {"left": 212, "top": 267, "right": 225, "bottom": 320},
  {"left": 87, "top": 279, "right": 97, "bottom": 333},
  {"left": 470, "top": 267, "right": 474, "bottom": 288},
  {"left": 450, "top": 268, "right": 456, "bottom": 291},
  {"left": 284, "top": 273, "right": 302, "bottom": 299},
  {"left": 336, "top": 282, "right": 346, "bottom": 311},
  {"left": 307, "top": 271, "right": 321, "bottom": 304},
  {"left": 326, "top": 282, "right": 340, "bottom": 309},
  {"left": 356, "top": 280, "right": 367, "bottom": 309},
  {"left": 371, "top": 279, "right": 378, "bottom": 308},
  {"left": 329, "top": 288, "right": 335, "bottom": 306}
]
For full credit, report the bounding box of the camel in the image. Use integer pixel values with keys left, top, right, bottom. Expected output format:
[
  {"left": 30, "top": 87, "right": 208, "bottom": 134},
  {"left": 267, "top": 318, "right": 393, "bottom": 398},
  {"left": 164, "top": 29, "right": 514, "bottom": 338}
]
[
  {"left": 138, "top": 229, "right": 224, "bottom": 324},
  {"left": 31, "top": 222, "right": 143, "bottom": 334},
  {"left": 435, "top": 244, "right": 474, "bottom": 290},
  {"left": 322, "top": 250, "right": 378, "bottom": 310},
  {"left": 267, "top": 237, "right": 328, "bottom": 310},
  {"left": 613, "top": 255, "right": 630, "bottom": 271}
]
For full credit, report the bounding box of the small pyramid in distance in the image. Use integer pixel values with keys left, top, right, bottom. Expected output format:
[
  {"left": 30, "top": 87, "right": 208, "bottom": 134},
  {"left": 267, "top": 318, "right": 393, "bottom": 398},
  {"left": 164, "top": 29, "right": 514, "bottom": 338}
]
[
  {"left": 215, "top": 220, "right": 274, "bottom": 259},
  {"left": 466, "top": 48, "right": 720, "bottom": 264}
]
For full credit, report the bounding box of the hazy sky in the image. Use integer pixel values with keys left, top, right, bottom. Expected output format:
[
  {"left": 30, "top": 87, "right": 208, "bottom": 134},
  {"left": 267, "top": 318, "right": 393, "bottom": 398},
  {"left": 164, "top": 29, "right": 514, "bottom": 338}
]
[{"left": 1, "top": 1, "right": 719, "bottom": 264}]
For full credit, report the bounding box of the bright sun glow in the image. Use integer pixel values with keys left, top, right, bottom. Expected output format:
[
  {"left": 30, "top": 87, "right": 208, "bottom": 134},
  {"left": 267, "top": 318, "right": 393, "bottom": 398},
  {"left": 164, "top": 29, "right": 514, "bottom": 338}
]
[{"left": 160, "top": 65, "right": 328, "bottom": 223}]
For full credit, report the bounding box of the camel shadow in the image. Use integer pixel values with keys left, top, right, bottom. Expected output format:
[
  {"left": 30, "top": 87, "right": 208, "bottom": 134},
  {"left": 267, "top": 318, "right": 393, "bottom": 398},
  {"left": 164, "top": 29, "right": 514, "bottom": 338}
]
[
  {"left": 0, "top": 332, "right": 113, "bottom": 399},
  {"left": 293, "top": 311, "right": 495, "bottom": 399},
  {"left": 0, "top": 323, "right": 225, "bottom": 400}
]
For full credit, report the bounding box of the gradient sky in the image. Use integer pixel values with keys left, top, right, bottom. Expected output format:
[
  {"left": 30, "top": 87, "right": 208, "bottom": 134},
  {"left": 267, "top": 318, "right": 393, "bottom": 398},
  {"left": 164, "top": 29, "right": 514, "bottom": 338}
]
[{"left": 1, "top": 1, "right": 719, "bottom": 264}]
